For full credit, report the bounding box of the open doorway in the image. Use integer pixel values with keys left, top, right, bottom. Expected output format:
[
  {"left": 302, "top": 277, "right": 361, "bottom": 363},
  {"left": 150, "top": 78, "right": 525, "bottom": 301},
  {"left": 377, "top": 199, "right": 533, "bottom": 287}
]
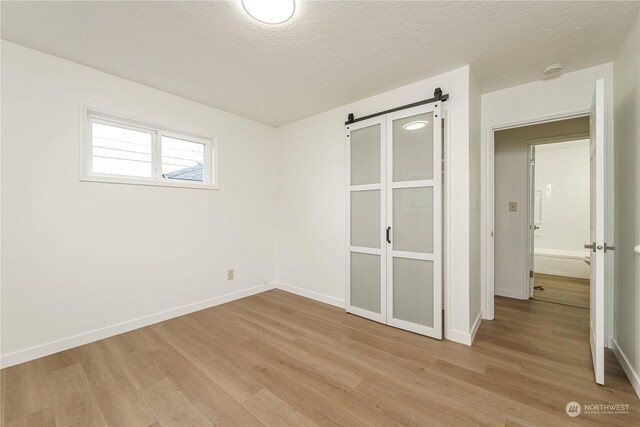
[
  {"left": 488, "top": 79, "right": 610, "bottom": 386},
  {"left": 529, "top": 140, "right": 591, "bottom": 309},
  {"left": 493, "top": 116, "right": 590, "bottom": 302}
]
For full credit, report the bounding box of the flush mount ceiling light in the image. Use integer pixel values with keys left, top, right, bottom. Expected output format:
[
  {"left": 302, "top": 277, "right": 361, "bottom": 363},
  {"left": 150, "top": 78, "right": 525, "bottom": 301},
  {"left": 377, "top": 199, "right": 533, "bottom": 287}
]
[
  {"left": 544, "top": 63, "right": 564, "bottom": 75},
  {"left": 242, "top": 0, "right": 296, "bottom": 25},
  {"left": 403, "top": 121, "right": 429, "bottom": 131}
]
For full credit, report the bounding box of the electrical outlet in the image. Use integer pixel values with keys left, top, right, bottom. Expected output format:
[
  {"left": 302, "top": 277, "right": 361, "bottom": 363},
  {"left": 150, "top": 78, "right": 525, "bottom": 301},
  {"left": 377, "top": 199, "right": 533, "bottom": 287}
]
[
  {"left": 263, "top": 276, "right": 270, "bottom": 285},
  {"left": 227, "top": 269, "right": 234, "bottom": 280},
  {"left": 508, "top": 202, "right": 517, "bottom": 212}
]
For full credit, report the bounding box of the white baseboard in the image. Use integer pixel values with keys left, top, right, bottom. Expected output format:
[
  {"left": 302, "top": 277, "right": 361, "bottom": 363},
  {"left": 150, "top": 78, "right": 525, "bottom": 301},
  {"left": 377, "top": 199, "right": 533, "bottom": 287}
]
[
  {"left": 275, "top": 282, "right": 481, "bottom": 347},
  {"left": 612, "top": 338, "right": 640, "bottom": 399},
  {"left": 445, "top": 328, "right": 472, "bottom": 345},
  {"left": 445, "top": 310, "right": 483, "bottom": 346},
  {"left": 0, "top": 284, "right": 270, "bottom": 369},
  {"left": 470, "top": 310, "right": 483, "bottom": 344},
  {"left": 495, "top": 288, "right": 526, "bottom": 300},
  {"left": 273, "top": 281, "right": 345, "bottom": 309}
]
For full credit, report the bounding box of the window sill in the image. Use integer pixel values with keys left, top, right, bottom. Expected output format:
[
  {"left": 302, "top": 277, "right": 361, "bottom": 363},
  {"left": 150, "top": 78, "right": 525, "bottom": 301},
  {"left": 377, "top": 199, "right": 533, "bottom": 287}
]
[{"left": 80, "top": 175, "right": 218, "bottom": 191}]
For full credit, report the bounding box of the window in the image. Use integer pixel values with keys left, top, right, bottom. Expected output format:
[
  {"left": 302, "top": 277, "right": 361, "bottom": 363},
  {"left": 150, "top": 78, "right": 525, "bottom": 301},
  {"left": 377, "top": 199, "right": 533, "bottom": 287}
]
[{"left": 82, "top": 111, "right": 216, "bottom": 189}]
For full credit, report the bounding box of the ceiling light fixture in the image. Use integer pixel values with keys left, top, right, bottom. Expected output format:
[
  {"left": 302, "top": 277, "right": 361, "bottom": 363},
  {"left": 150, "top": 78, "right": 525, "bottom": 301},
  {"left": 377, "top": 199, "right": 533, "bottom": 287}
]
[
  {"left": 242, "top": 0, "right": 296, "bottom": 25},
  {"left": 403, "top": 121, "right": 429, "bottom": 131},
  {"left": 544, "top": 63, "right": 564, "bottom": 75}
]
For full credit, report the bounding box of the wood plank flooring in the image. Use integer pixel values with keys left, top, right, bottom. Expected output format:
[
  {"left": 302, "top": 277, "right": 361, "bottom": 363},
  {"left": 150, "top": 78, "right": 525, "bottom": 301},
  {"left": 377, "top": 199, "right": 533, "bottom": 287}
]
[
  {"left": 533, "top": 273, "right": 590, "bottom": 308},
  {"left": 2, "top": 289, "right": 638, "bottom": 426}
]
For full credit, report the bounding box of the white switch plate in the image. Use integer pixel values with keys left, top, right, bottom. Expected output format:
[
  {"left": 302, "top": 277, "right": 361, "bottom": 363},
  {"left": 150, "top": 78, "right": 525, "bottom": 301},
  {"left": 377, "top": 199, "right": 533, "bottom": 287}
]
[{"left": 227, "top": 269, "right": 234, "bottom": 280}]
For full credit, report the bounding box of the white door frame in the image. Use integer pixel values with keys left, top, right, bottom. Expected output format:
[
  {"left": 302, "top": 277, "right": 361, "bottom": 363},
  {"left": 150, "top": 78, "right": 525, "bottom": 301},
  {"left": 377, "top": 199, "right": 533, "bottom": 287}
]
[
  {"left": 523, "top": 132, "right": 590, "bottom": 299},
  {"left": 483, "top": 108, "right": 590, "bottom": 319}
]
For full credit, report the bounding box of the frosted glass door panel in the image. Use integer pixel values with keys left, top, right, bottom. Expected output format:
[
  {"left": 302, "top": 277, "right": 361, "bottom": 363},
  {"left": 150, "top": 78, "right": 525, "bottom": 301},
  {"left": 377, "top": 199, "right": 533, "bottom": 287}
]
[
  {"left": 351, "top": 253, "right": 381, "bottom": 314},
  {"left": 351, "top": 190, "right": 381, "bottom": 248},
  {"left": 392, "top": 113, "right": 433, "bottom": 182},
  {"left": 393, "top": 187, "right": 433, "bottom": 253},
  {"left": 393, "top": 258, "right": 434, "bottom": 327},
  {"left": 351, "top": 125, "right": 381, "bottom": 185}
]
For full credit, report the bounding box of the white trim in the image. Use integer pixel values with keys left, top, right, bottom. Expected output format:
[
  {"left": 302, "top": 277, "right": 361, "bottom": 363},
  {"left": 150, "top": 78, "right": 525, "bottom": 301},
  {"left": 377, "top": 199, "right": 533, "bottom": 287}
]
[
  {"left": 388, "top": 317, "right": 440, "bottom": 337},
  {"left": 443, "top": 105, "right": 453, "bottom": 337},
  {"left": 495, "top": 287, "right": 527, "bottom": 300},
  {"left": 274, "top": 281, "right": 346, "bottom": 309},
  {"left": 483, "top": 108, "right": 590, "bottom": 319},
  {"left": 526, "top": 144, "right": 535, "bottom": 299},
  {"left": 446, "top": 328, "right": 474, "bottom": 346},
  {"left": 80, "top": 174, "right": 218, "bottom": 191},
  {"left": 350, "top": 184, "right": 382, "bottom": 192},
  {"left": 470, "top": 310, "right": 483, "bottom": 344},
  {"left": 0, "top": 284, "right": 270, "bottom": 369},
  {"left": 612, "top": 338, "right": 640, "bottom": 399},
  {"left": 444, "top": 311, "right": 482, "bottom": 346},
  {"left": 350, "top": 246, "right": 382, "bottom": 256},
  {"left": 79, "top": 105, "right": 219, "bottom": 190},
  {"left": 391, "top": 179, "right": 434, "bottom": 189},
  {"left": 391, "top": 250, "right": 434, "bottom": 261}
]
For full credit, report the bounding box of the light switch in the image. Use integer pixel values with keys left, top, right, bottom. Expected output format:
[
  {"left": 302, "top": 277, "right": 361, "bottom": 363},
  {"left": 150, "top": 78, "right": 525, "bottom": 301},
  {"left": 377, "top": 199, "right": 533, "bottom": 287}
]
[{"left": 509, "top": 202, "right": 517, "bottom": 212}]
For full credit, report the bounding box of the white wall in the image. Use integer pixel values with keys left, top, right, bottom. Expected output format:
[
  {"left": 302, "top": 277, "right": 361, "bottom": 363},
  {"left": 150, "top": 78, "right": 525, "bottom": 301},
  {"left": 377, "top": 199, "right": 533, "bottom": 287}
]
[
  {"left": 481, "top": 63, "right": 614, "bottom": 331},
  {"left": 1, "top": 42, "right": 280, "bottom": 366},
  {"left": 276, "top": 66, "right": 479, "bottom": 344},
  {"left": 612, "top": 11, "right": 640, "bottom": 398},
  {"left": 468, "top": 70, "right": 482, "bottom": 334}
]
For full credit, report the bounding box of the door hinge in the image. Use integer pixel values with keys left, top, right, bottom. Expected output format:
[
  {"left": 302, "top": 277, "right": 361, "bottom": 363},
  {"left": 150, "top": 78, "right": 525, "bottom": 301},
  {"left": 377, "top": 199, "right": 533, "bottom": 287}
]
[{"left": 529, "top": 270, "right": 534, "bottom": 279}]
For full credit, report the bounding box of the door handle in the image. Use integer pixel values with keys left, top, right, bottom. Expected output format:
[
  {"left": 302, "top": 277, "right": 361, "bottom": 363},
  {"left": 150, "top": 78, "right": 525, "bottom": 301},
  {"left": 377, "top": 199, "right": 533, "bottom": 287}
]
[
  {"left": 584, "top": 242, "right": 614, "bottom": 252},
  {"left": 386, "top": 227, "right": 391, "bottom": 244},
  {"left": 533, "top": 225, "right": 540, "bottom": 230}
]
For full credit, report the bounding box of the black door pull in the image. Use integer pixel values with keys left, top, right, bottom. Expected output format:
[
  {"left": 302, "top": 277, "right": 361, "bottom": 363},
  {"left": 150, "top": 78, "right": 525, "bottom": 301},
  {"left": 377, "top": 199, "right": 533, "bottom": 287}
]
[{"left": 386, "top": 227, "right": 391, "bottom": 243}]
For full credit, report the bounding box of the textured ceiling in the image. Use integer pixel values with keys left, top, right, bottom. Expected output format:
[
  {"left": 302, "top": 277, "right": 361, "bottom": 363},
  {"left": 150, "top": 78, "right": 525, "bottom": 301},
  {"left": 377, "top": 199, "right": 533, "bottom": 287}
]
[{"left": 2, "top": 1, "right": 639, "bottom": 126}]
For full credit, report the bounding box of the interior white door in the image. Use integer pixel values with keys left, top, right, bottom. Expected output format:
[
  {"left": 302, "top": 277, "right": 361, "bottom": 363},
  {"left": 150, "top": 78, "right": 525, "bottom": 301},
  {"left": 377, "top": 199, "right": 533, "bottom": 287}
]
[
  {"left": 346, "top": 117, "right": 387, "bottom": 323},
  {"left": 528, "top": 145, "right": 537, "bottom": 298},
  {"left": 588, "top": 78, "right": 605, "bottom": 385},
  {"left": 386, "top": 103, "right": 442, "bottom": 338}
]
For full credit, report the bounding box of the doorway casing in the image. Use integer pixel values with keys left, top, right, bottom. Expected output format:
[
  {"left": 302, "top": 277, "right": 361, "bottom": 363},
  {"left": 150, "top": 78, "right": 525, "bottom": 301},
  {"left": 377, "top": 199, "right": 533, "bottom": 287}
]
[{"left": 483, "top": 108, "right": 590, "bottom": 320}]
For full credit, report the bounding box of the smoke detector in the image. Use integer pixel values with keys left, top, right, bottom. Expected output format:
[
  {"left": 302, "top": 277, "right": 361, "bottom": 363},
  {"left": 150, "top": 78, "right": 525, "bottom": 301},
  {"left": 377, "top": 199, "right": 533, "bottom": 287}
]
[{"left": 544, "top": 63, "right": 564, "bottom": 75}]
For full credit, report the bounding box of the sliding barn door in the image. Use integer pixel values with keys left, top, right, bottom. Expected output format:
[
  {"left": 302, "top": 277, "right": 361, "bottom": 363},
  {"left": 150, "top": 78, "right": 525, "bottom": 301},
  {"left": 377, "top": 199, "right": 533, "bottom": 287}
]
[
  {"left": 386, "top": 104, "right": 442, "bottom": 338},
  {"left": 346, "top": 117, "right": 387, "bottom": 323}
]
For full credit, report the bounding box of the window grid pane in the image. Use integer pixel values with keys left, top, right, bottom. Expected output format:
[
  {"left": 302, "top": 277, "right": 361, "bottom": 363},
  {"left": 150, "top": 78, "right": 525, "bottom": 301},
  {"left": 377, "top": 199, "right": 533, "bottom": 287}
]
[
  {"left": 91, "top": 122, "right": 152, "bottom": 178},
  {"left": 161, "top": 136, "right": 205, "bottom": 182}
]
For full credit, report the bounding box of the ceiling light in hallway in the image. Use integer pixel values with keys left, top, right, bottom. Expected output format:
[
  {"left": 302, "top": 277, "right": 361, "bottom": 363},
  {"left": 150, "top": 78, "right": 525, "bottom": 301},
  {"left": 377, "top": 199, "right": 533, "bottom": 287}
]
[{"left": 242, "top": 0, "right": 296, "bottom": 24}]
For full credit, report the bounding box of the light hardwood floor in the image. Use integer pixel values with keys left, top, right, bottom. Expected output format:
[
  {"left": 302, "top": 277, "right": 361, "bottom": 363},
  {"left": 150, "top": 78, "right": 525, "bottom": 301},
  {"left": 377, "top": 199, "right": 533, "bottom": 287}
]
[
  {"left": 533, "top": 273, "right": 590, "bottom": 308},
  {"left": 2, "top": 290, "right": 638, "bottom": 426}
]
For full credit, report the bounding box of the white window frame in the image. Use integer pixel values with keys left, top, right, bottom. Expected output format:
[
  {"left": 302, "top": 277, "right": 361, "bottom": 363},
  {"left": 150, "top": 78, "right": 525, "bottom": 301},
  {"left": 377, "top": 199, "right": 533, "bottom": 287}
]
[{"left": 80, "top": 107, "right": 218, "bottom": 190}]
